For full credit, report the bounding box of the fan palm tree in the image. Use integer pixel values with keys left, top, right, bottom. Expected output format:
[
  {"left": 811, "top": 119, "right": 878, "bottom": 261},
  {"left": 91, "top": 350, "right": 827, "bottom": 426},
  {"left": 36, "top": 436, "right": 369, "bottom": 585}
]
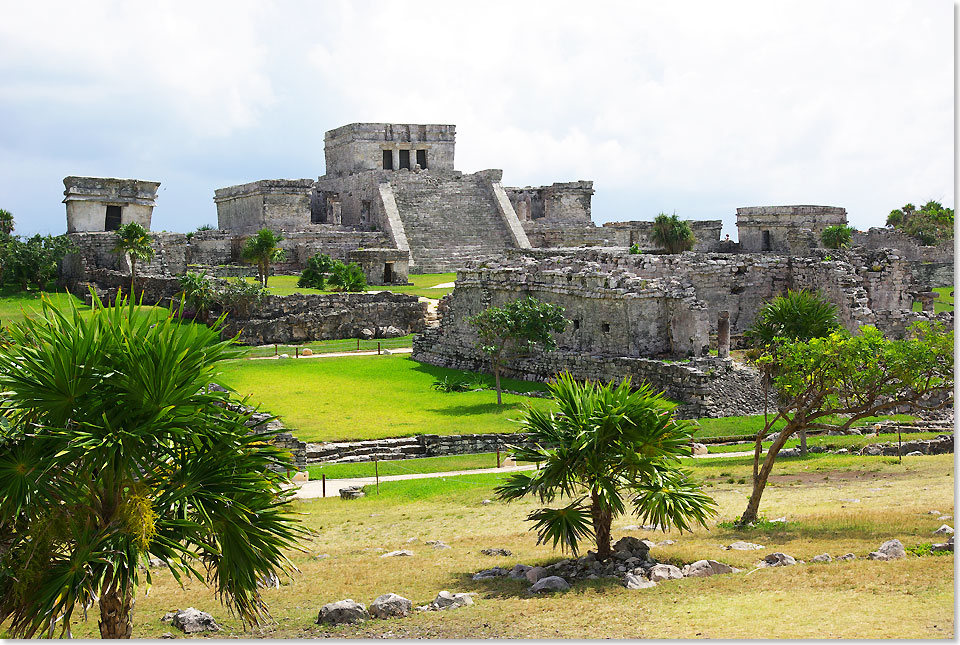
[
  {"left": 0, "top": 208, "right": 15, "bottom": 236},
  {"left": 241, "top": 229, "right": 285, "bottom": 287},
  {"left": 112, "top": 222, "right": 155, "bottom": 298},
  {"left": 495, "top": 372, "right": 717, "bottom": 560},
  {"left": 0, "top": 295, "right": 305, "bottom": 638},
  {"left": 650, "top": 213, "right": 696, "bottom": 254}
]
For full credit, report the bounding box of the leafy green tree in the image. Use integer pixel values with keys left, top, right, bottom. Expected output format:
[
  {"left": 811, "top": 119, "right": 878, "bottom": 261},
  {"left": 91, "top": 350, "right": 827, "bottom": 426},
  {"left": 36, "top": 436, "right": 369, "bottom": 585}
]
[
  {"left": 886, "top": 200, "right": 954, "bottom": 245},
  {"left": 8, "top": 234, "right": 75, "bottom": 292},
  {"left": 820, "top": 224, "right": 854, "bottom": 249},
  {"left": 0, "top": 295, "right": 305, "bottom": 638},
  {"left": 469, "top": 296, "right": 567, "bottom": 405},
  {"left": 298, "top": 253, "right": 336, "bottom": 289},
  {"left": 326, "top": 260, "right": 367, "bottom": 292},
  {"left": 178, "top": 271, "right": 216, "bottom": 323},
  {"left": 0, "top": 209, "right": 15, "bottom": 236},
  {"left": 744, "top": 289, "right": 841, "bottom": 459},
  {"left": 739, "top": 322, "right": 953, "bottom": 526},
  {"left": 650, "top": 213, "right": 696, "bottom": 254},
  {"left": 496, "top": 373, "right": 717, "bottom": 560},
  {"left": 241, "top": 229, "right": 285, "bottom": 287},
  {"left": 112, "top": 222, "right": 155, "bottom": 298}
]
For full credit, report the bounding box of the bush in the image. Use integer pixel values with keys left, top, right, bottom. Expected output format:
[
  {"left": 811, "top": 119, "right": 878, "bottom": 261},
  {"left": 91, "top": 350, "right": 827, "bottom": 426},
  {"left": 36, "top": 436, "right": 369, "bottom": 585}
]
[
  {"left": 327, "top": 260, "right": 367, "bottom": 292},
  {"left": 820, "top": 225, "right": 854, "bottom": 249},
  {"left": 629, "top": 243, "right": 642, "bottom": 255},
  {"left": 650, "top": 213, "right": 695, "bottom": 253},
  {"left": 215, "top": 278, "right": 267, "bottom": 317},
  {"left": 432, "top": 376, "right": 469, "bottom": 392},
  {"left": 298, "top": 253, "right": 336, "bottom": 289}
]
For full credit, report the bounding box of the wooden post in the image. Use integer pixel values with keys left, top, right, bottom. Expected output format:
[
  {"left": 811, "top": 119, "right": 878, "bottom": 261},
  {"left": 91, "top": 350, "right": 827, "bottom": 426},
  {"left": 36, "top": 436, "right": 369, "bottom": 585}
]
[
  {"left": 378, "top": 342, "right": 381, "bottom": 355},
  {"left": 898, "top": 427, "right": 902, "bottom": 463},
  {"left": 322, "top": 473, "right": 326, "bottom": 498},
  {"left": 357, "top": 338, "right": 360, "bottom": 351},
  {"left": 375, "top": 459, "right": 380, "bottom": 494},
  {"left": 296, "top": 346, "right": 299, "bottom": 358},
  {"left": 275, "top": 344, "right": 278, "bottom": 356}
]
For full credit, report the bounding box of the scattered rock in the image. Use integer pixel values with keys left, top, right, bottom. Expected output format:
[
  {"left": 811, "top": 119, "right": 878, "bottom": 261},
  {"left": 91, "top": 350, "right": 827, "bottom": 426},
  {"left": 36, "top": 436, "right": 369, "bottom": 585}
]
[
  {"left": 257, "top": 572, "right": 281, "bottom": 589},
  {"left": 317, "top": 599, "right": 369, "bottom": 625},
  {"left": 481, "top": 499, "right": 493, "bottom": 505},
  {"left": 525, "top": 566, "right": 549, "bottom": 583},
  {"left": 314, "top": 553, "right": 331, "bottom": 560},
  {"left": 339, "top": 485, "right": 365, "bottom": 500},
  {"left": 725, "top": 541, "right": 764, "bottom": 551},
  {"left": 691, "top": 443, "right": 708, "bottom": 456},
  {"left": 778, "top": 448, "right": 801, "bottom": 458},
  {"left": 860, "top": 445, "right": 883, "bottom": 456},
  {"left": 940, "top": 515, "right": 952, "bottom": 522},
  {"left": 380, "top": 550, "right": 414, "bottom": 558},
  {"left": 928, "top": 510, "right": 942, "bottom": 515},
  {"left": 301, "top": 348, "right": 313, "bottom": 356},
  {"left": 769, "top": 517, "right": 787, "bottom": 524},
  {"left": 148, "top": 557, "right": 165, "bottom": 568},
  {"left": 161, "top": 612, "right": 176, "bottom": 624},
  {"left": 480, "top": 548, "right": 512, "bottom": 556},
  {"left": 369, "top": 593, "right": 412, "bottom": 619},
  {"left": 160, "top": 632, "right": 174, "bottom": 639},
  {"left": 867, "top": 539, "right": 905, "bottom": 561},
  {"left": 360, "top": 328, "right": 374, "bottom": 340},
  {"left": 932, "top": 536, "right": 954, "bottom": 552},
  {"left": 426, "top": 591, "right": 474, "bottom": 610},
  {"left": 837, "top": 553, "right": 857, "bottom": 561},
  {"left": 811, "top": 553, "right": 832, "bottom": 563},
  {"left": 169, "top": 608, "right": 220, "bottom": 634},
  {"left": 682, "top": 560, "right": 735, "bottom": 577},
  {"left": 934, "top": 525, "right": 954, "bottom": 536},
  {"left": 529, "top": 576, "right": 570, "bottom": 593},
  {"left": 761, "top": 552, "right": 797, "bottom": 567},
  {"left": 404, "top": 537, "right": 417, "bottom": 543},
  {"left": 509, "top": 564, "right": 532, "bottom": 579},
  {"left": 905, "top": 451, "right": 923, "bottom": 457},
  {"left": 425, "top": 539, "right": 451, "bottom": 550},
  {"left": 473, "top": 567, "right": 509, "bottom": 581},
  {"left": 659, "top": 539, "right": 676, "bottom": 546},
  {"left": 647, "top": 563, "right": 683, "bottom": 582},
  {"left": 624, "top": 573, "right": 657, "bottom": 589}
]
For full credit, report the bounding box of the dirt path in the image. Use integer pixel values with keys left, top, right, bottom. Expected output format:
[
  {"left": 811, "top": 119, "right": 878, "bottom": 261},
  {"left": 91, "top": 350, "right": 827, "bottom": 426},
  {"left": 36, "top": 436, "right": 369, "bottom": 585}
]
[
  {"left": 293, "top": 450, "right": 755, "bottom": 499},
  {"left": 250, "top": 347, "right": 413, "bottom": 360}
]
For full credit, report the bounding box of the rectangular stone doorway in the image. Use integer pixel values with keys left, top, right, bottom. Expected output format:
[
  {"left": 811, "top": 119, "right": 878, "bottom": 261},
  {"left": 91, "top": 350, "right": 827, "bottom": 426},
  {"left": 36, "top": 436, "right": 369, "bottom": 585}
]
[
  {"left": 416, "top": 149, "right": 427, "bottom": 169},
  {"left": 105, "top": 205, "right": 122, "bottom": 231},
  {"left": 399, "top": 149, "right": 410, "bottom": 170},
  {"left": 382, "top": 150, "right": 393, "bottom": 170},
  {"left": 383, "top": 262, "right": 394, "bottom": 283}
]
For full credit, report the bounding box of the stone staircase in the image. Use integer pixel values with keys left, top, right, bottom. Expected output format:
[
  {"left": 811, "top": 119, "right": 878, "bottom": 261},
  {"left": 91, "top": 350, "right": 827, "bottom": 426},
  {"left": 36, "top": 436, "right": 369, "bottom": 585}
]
[{"left": 390, "top": 172, "right": 518, "bottom": 273}]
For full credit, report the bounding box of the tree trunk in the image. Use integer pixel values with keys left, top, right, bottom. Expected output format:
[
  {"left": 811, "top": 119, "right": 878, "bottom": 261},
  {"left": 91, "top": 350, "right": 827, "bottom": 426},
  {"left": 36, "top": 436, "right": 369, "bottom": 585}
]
[
  {"left": 591, "top": 491, "right": 612, "bottom": 560},
  {"left": 494, "top": 363, "right": 502, "bottom": 406},
  {"left": 799, "top": 428, "right": 808, "bottom": 457},
  {"left": 98, "top": 587, "right": 134, "bottom": 639},
  {"left": 740, "top": 422, "right": 798, "bottom": 525}
]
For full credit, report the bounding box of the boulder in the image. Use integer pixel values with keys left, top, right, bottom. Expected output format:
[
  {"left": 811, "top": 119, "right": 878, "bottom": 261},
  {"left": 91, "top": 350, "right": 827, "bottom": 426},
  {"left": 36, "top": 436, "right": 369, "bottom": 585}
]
[
  {"left": 613, "top": 536, "right": 651, "bottom": 558},
  {"left": 472, "top": 567, "right": 509, "bottom": 581},
  {"left": 317, "top": 599, "right": 369, "bottom": 625},
  {"left": 529, "top": 576, "right": 570, "bottom": 593},
  {"left": 647, "top": 563, "right": 683, "bottom": 582},
  {"left": 691, "top": 443, "right": 708, "bottom": 456},
  {"left": 681, "top": 560, "right": 735, "bottom": 577},
  {"left": 169, "top": 608, "right": 220, "bottom": 634},
  {"left": 428, "top": 591, "right": 474, "bottom": 610},
  {"left": 778, "top": 448, "right": 801, "bottom": 458},
  {"left": 360, "top": 328, "right": 374, "bottom": 340},
  {"left": 725, "top": 541, "right": 764, "bottom": 551},
  {"left": 811, "top": 553, "right": 832, "bottom": 563},
  {"left": 932, "top": 536, "right": 954, "bottom": 552},
  {"left": 867, "top": 539, "right": 905, "bottom": 561},
  {"left": 369, "top": 593, "right": 412, "bottom": 619},
  {"left": 905, "top": 451, "right": 923, "bottom": 457},
  {"left": 860, "top": 445, "right": 883, "bottom": 456},
  {"left": 380, "top": 550, "right": 414, "bottom": 558},
  {"left": 426, "top": 539, "right": 451, "bottom": 550},
  {"left": 525, "top": 566, "right": 549, "bottom": 583},
  {"left": 933, "top": 525, "right": 954, "bottom": 535},
  {"left": 339, "top": 486, "right": 365, "bottom": 500},
  {"left": 624, "top": 573, "right": 657, "bottom": 589},
  {"left": 148, "top": 557, "right": 166, "bottom": 568},
  {"left": 762, "top": 552, "right": 797, "bottom": 567},
  {"left": 509, "top": 564, "right": 533, "bottom": 579},
  {"left": 480, "top": 548, "right": 512, "bottom": 556},
  {"left": 837, "top": 553, "right": 857, "bottom": 561},
  {"left": 301, "top": 348, "right": 313, "bottom": 356}
]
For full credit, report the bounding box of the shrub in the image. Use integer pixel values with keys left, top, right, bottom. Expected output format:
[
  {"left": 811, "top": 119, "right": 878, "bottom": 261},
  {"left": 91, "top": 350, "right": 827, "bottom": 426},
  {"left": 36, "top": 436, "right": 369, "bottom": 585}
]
[
  {"left": 629, "top": 243, "right": 642, "bottom": 254},
  {"left": 298, "top": 253, "right": 336, "bottom": 289},
  {"left": 650, "top": 213, "right": 696, "bottom": 254},
  {"left": 820, "top": 225, "right": 854, "bottom": 249},
  {"left": 215, "top": 278, "right": 267, "bottom": 317},
  {"left": 327, "top": 260, "right": 367, "bottom": 292}
]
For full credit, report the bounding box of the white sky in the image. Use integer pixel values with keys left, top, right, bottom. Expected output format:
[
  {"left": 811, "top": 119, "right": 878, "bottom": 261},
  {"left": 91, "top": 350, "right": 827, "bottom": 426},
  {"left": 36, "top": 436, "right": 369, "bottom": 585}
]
[{"left": 0, "top": 0, "right": 954, "bottom": 238}]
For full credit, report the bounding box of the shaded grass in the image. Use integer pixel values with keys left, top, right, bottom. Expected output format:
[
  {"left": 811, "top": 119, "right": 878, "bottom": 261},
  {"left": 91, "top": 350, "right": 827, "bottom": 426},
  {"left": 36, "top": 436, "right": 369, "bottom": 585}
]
[{"left": 215, "top": 354, "right": 552, "bottom": 442}]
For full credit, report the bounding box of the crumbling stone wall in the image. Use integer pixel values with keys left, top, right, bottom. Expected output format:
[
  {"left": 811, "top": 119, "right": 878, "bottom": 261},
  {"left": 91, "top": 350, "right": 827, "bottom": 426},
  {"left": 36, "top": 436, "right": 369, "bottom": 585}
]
[
  {"left": 506, "top": 181, "right": 594, "bottom": 226},
  {"left": 601, "top": 220, "right": 722, "bottom": 252},
  {"left": 213, "top": 179, "right": 316, "bottom": 234},
  {"left": 853, "top": 227, "right": 954, "bottom": 290},
  {"left": 737, "top": 205, "right": 847, "bottom": 253}
]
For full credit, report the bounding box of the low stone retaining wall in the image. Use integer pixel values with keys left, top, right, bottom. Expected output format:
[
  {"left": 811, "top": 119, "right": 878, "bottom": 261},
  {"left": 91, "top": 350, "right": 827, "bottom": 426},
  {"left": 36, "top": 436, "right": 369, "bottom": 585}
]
[{"left": 304, "top": 432, "right": 533, "bottom": 464}]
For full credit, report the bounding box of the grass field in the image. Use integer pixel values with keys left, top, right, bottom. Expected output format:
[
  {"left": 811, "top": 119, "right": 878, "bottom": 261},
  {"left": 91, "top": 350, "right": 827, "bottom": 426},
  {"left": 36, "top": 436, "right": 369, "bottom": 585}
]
[
  {"left": 693, "top": 413, "right": 916, "bottom": 440},
  {"left": 912, "top": 286, "right": 954, "bottom": 313},
  {"left": 215, "top": 354, "right": 553, "bottom": 442},
  {"left": 256, "top": 272, "right": 457, "bottom": 299},
  {"left": 305, "top": 452, "right": 514, "bottom": 479},
  {"left": 0, "top": 287, "right": 180, "bottom": 327},
  {"left": 41, "top": 452, "right": 953, "bottom": 639}
]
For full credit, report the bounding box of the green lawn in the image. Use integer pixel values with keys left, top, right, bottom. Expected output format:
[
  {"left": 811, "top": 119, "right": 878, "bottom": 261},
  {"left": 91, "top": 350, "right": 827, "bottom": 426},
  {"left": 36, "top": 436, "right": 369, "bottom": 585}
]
[
  {"left": 306, "top": 452, "right": 518, "bottom": 479},
  {"left": 256, "top": 272, "right": 457, "bottom": 299},
  {"left": 911, "top": 286, "right": 954, "bottom": 313},
  {"left": 216, "top": 354, "right": 552, "bottom": 442},
  {"left": 0, "top": 287, "right": 175, "bottom": 327},
  {"left": 693, "top": 413, "right": 916, "bottom": 440},
  {"left": 239, "top": 334, "right": 415, "bottom": 358},
  {"left": 706, "top": 430, "right": 943, "bottom": 454}
]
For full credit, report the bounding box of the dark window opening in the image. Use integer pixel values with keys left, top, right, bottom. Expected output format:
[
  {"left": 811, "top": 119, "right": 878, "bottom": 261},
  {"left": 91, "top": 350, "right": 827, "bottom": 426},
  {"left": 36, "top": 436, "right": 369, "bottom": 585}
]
[
  {"left": 382, "top": 150, "right": 393, "bottom": 170},
  {"left": 383, "top": 262, "right": 393, "bottom": 283},
  {"left": 360, "top": 200, "right": 371, "bottom": 225},
  {"left": 105, "top": 205, "right": 122, "bottom": 231},
  {"left": 416, "top": 149, "right": 427, "bottom": 169},
  {"left": 602, "top": 322, "right": 610, "bottom": 333},
  {"left": 573, "top": 319, "right": 580, "bottom": 331},
  {"left": 399, "top": 149, "right": 411, "bottom": 170},
  {"left": 761, "top": 230, "right": 771, "bottom": 251}
]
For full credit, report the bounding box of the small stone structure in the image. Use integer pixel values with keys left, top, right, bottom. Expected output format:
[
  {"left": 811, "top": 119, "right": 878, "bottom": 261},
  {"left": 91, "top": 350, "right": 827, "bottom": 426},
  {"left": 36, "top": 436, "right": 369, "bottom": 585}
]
[
  {"left": 213, "top": 179, "right": 315, "bottom": 234},
  {"left": 347, "top": 248, "right": 410, "bottom": 285},
  {"left": 63, "top": 176, "right": 159, "bottom": 233},
  {"left": 736, "top": 205, "right": 847, "bottom": 253}
]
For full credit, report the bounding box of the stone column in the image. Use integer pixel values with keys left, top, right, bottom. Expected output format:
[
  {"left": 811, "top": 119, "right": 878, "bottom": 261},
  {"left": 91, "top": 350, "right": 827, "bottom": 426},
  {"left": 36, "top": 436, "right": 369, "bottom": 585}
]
[
  {"left": 918, "top": 291, "right": 938, "bottom": 312},
  {"left": 392, "top": 149, "right": 399, "bottom": 172},
  {"left": 717, "top": 310, "right": 730, "bottom": 359}
]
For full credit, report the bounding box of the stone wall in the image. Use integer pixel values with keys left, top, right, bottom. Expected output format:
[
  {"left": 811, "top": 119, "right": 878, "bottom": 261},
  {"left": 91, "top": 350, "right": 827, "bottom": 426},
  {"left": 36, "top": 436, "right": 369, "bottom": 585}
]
[
  {"left": 304, "top": 432, "right": 534, "bottom": 464},
  {"left": 506, "top": 181, "right": 594, "bottom": 226},
  {"left": 63, "top": 176, "right": 159, "bottom": 233},
  {"left": 602, "top": 220, "right": 723, "bottom": 252},
  {"left": 737, "top": 205, "right": 847, "bottom": 253},
  {"left": 347, "top": 248, "right": 410, "bottom": 285},
  {"left": 213, "top": 179, "right": 316, "bottom": 234},
  {"left": 324, "top": 123, "right": 456, "bottom": 176}
]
